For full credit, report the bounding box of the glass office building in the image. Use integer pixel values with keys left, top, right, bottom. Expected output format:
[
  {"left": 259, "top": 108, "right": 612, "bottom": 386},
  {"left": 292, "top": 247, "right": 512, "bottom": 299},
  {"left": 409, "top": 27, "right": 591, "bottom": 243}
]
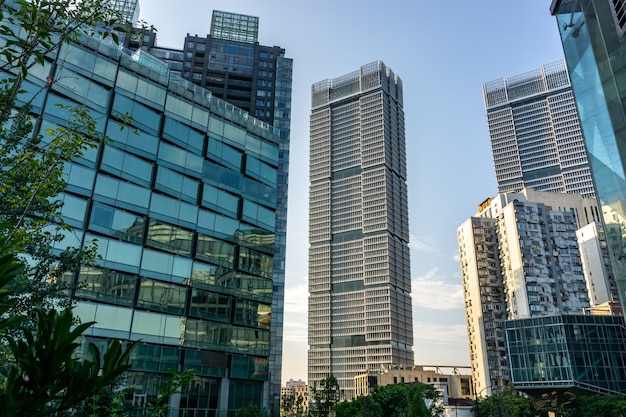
[
  {"left": 551, "top": 0, "right": 626, "bottom": 320},
  {"left": 505, "top": 314, "right": 626, "bottom": 396},
  {"left": 125, "top": 14, "right": 293, "bottom": 409},
  {"left": 9, "top": 25, "right": 283, "bottom": 415}
]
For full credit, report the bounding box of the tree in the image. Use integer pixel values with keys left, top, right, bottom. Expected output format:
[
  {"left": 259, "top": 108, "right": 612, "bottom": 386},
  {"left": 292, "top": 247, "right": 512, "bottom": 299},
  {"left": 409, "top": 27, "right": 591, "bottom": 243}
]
[
  {"left": 476, "top": 385, "right": 536, "bottom": 417},
  {"left": 333, "top": 383, "right": 443, "bottom": 417},
  {"left": 0, "top": 237, "right": 137, "bottom": 417},
  {"left": 235, "top": 402, "right": 264, "bottom": 417},
  {"left": 310, "top": 375, "right": 340, "bottom": 417},
  {"left": 0, "top": 0, "right": 127, "bottom": 325}
]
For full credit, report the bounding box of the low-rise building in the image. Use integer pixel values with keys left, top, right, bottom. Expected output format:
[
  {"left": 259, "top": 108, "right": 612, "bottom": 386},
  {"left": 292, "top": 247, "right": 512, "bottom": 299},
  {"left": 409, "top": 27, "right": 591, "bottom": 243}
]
[{"left": 280, "top": 379, "right": 308, "bottom": 417}]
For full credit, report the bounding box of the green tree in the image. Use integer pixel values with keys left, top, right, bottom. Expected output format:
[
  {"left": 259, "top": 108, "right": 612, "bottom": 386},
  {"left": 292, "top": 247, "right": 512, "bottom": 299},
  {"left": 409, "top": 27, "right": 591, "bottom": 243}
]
[
  {"left": 476, "top": 385, "right": 536, "bottom": 417},
  {"left": 0, "top": 0, "right": 129, "bottom": 325},
  {"left": 310, "top": 375, "right": 340, "bottom": 417},
  {"left": 235, "top": 402, "right": 264, "bottom": 417},
  {"left": 0, "top": 238, "right": 137, "bottom": 417},
  {"left": 333, "top": 383, "right": 443, "bottom": 417},
  {"left": 560, "top": 393, "right": 626, "bottom": 417}
]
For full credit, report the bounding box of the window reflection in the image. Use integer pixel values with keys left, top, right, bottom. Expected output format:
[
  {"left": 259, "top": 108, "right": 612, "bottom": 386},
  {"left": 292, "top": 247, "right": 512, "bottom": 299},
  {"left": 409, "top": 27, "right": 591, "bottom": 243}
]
[
  {"left": 189, "top": 267, "right": 272, "bottom": 300},
  {"left": 234, "top": 300, "right": 271, "bottom": 330},
  {"left": 238, "top": 247, "right": 273, "bottom": 279},
  {"left": 196, "top": 235, "right": 235, "bottom": 267},
  {"left": 146, "top": 220, "right": 193, "bottom": 256},
  {"left": 137, "top": 279, "right": 186, "bottom": 315},
  {"left": 90, "top": 203, "right": 144, "bottom": 244},
  {"left": 72, "top": 266, "right": 136, "bottom": 306}
]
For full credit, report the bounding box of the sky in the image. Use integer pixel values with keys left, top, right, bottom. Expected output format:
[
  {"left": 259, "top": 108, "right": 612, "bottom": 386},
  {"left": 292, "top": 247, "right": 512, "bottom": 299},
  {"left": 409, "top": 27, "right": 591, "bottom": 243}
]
[{"left": 139, "top": 0, "right": 566, "bottom": 384}]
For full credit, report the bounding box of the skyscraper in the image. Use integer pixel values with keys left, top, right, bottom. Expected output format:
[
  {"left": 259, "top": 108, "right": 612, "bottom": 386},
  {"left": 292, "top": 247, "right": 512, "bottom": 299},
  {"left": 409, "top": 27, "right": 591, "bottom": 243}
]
[
  {"left": 458, "top": 188, "right": 607, "bottom": 394},
  {"left": 308, "top": 61, "right": 414, "bottom": 399},
  {"left": 6, "top": 14, "right": 289, "bottom": 415},
  {"left": 550, "top": 0, "right": 626, "bottom": 328},
  {"left": 483, "top": 61, "right": 595, "bottom": 199},
  {"left": 126, "top": 11, "right": 293, "bottom": 409}
]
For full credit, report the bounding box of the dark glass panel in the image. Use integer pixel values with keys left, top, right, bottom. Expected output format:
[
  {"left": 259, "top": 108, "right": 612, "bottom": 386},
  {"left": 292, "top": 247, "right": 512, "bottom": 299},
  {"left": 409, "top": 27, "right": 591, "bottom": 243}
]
[
  {"left": 238, "top": 247, "right": 273, "bottom": 279},
  {"left": 189, "top": 289, "right": 231, "bottom": 322},
  {"left": 234, "top": 300, "right": 271, "bottom": 330}
]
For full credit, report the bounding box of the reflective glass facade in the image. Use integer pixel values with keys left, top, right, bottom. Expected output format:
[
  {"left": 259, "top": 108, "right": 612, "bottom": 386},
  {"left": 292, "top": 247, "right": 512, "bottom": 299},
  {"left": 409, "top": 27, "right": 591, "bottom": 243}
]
[
  {"left": 125, "top": 17, "right": 293, "bottom": 410},
  {"left": 551, "top": 0, "right": 626, "bottom": 320},
  {"left": 10, "top": 28, "right": 284, "bottom": 415},
  {"left": 505, "top": 314, "right": 626, "bottom": 395}
]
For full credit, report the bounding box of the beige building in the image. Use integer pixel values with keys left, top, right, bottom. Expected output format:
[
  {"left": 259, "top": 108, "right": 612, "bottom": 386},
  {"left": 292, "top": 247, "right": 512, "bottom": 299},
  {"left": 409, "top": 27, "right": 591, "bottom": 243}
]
[
  {"left": 280, "top": 379, "right": 308, "bottom": 417},
  {"left": 353, "top": 364, "right": 473, "bottom": 399}
]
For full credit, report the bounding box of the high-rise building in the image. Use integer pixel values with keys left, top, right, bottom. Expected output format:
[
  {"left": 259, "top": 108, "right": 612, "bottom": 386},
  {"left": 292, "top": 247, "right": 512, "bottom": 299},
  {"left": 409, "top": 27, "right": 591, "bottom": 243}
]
[
  {"left": 550, "top": 0, "right": 626, "bottom": 329},
  {"left": 9, "top": 17, "right": 288, "bottom": 414},
  {"left": 107, "top": 0, "right": 140, "bottom": 25},
  {"left": 458, "top": 188, "right": 612, "bottom": 395},
  {"left": 124, "top": 10, "right": 293, "bottom": 410},
  {"left": 308, "top": 61, "right": 414, "bottom": 399},
  {"left": 483, "top": 61, "right": 595, "bottom": 199}
]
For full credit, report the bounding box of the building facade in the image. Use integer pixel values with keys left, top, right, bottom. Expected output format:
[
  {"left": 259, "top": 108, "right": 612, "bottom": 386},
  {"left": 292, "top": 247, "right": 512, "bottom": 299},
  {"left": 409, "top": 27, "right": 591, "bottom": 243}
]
[
  {"left": 505, "top": 314, "right": 626, "bottom": 396},
  {"left": 550, "top": 0, "right": 626, "bottom": 334},
  {"left": 308, "top": 61, "right": 414, "bottom": 399},
  {"left": 458, "top": 188, "right": 614, "bottom": 395},
  {"left": 483, "top": 61, "right": 595, "bottom": 199},
  {"left": 124, "top": 10, "right": 293, "bottom": 411},
  {"left": 10, "top": 19, "right": 286, "bottom": 414},
  {"left": 354, "top": 365, "right": 473, "bottom": 399},
  {"left": 279, "top": 380, "right": 308, "bottom": 417}
]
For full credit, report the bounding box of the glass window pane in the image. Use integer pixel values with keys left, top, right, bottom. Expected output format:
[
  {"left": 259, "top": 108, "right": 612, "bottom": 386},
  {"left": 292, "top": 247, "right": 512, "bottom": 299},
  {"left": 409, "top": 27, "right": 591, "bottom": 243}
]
[{"left": 137, "top": 278, "right": 186, "bottom": 315}]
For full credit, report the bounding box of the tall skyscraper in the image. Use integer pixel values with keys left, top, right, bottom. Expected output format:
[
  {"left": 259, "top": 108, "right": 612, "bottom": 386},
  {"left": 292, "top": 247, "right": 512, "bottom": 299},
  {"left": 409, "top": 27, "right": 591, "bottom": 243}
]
[
  {"left": 550, "top": 0, "right": 626, "bottom": 328},
  {"left": 308, "top": 61, "right": 414, "bottom": 399},
  {"left": 7, "top": 13, "right": 290, "bottom": 415},
  {"left": 483, "top": 61, "right": 595, "bottom": 199},
  {"left": 458, "top": 188, "right": 610, "bottom": 395},
  {"left": 126, "top": 11, "right": 293, "bottom": 410}
]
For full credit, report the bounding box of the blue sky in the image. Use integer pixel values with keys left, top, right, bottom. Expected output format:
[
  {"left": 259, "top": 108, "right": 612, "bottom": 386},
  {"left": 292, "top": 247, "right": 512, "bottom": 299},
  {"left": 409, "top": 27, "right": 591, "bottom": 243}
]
[{"left": 140, "top": 0, "right": 566, "bottom": 383}]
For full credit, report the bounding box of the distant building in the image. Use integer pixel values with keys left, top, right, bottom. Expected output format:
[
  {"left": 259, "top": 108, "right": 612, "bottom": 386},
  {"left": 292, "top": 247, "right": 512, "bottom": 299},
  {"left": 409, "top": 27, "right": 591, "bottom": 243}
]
[
  {"left": 576, "top": 222, "right": 618, "bottom": 305},
  {"left": 354, "top": 365, "right": 474, "bottom": 417},
  {"left": 483, "top": 60, "right": 595, "bottom": 199},
  {"left": 458, "top": 188, "right": 616, "bottom": 395},
  {"left": 308, "top": 62, "right": 414, "bottom": 399},
  {"left": 280, "top": 380, "right": 308, "bottom": 417}
]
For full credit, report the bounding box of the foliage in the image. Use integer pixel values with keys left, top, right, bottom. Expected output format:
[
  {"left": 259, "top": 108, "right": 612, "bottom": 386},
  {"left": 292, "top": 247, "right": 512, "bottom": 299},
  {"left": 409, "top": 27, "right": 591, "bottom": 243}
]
[
  {"left": 281, "top": 389, "right": 307, "bottom": 417},
  {"left": 475, "top": 385, "right": 536, "bottom": 417},
  {"left": 235, "top": 402, "right": 264, "bottom": 417},
  {"left": 0, "top": 0, "right": 131, "bottom": 122},
  {"left": 333, "top": 383, "right": 443, "bottom": 417},
  {"left": 310, "top": 375, "right": 340, "bottom": 417},
  {"left": 70, "top": 369, "right": 196, "bottom": 417}
]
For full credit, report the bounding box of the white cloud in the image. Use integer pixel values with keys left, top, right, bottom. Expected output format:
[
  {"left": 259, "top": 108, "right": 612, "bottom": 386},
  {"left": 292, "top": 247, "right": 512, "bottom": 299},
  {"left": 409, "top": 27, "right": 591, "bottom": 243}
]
[
  {"left": 413, "top": 321, "right": 468, "bottom": 345},
  {"left": 412, "top": 268, "right": 464, "bottom": 310},
  {"left": 284, "top": 281, "right": 309, "bottom": 314},
  {"left": 409, "top": 234, "right": 441, "bottom": 254}
]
